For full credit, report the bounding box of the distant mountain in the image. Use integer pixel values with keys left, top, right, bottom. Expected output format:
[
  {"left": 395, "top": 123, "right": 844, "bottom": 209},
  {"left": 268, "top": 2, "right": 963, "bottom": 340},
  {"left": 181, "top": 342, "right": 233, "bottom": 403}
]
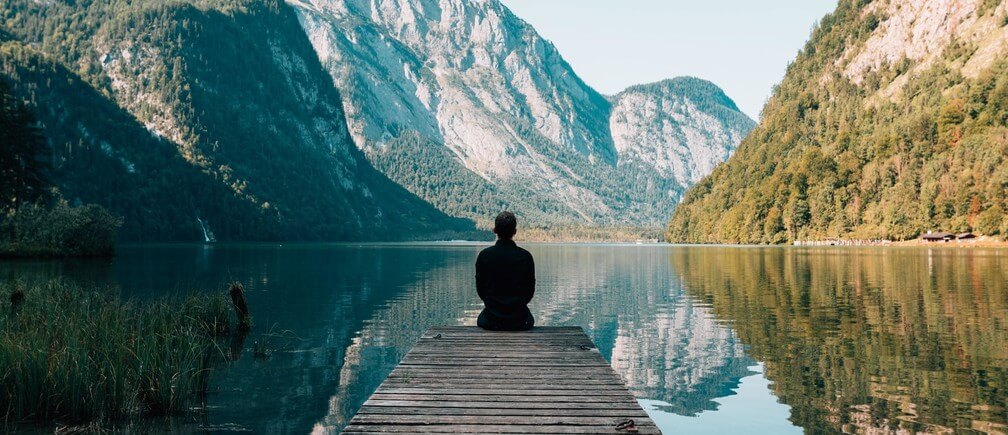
[
  {"left": 289, "top": 0, "right": 755, "bottom": 229},
  {"left": 667, "top": 0, "right": 1008, "bottom": 243},
  {"left": 0, "top": 0, "right": 475, "bottom": 241},
  {"left": 610, "top": 78, "right": 754, "bottom": 189}
]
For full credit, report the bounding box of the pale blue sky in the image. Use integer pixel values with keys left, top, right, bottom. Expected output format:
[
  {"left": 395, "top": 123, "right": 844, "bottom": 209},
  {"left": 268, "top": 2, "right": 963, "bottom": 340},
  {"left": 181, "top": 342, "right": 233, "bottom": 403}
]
[{"left": 500, "top": 0, "right": 838, "bottom": 120}]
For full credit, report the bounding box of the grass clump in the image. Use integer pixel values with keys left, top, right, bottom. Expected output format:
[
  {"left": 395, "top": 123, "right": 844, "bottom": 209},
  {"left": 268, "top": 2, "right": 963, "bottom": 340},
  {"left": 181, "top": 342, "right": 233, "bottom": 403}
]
[{"left": 0, "top": 280, "right": 231, "bottom": 425}]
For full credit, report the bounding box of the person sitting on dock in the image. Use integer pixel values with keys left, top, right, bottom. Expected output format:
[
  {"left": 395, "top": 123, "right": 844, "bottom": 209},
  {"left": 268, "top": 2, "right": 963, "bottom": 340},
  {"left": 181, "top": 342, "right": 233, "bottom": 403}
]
[{"left": 475, "top": 211, "right": 536, "bottom": 331}]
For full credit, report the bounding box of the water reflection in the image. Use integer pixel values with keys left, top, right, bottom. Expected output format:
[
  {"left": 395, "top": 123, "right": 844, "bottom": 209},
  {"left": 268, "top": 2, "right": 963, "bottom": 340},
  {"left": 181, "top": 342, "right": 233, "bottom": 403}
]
[
  {"left": 5, "top": 244, "right": 1003, "bottom": 433},
  {"left": 303, "top": 244, "right": 756, "bottom": 432},
  {"left": 671, "top": 247, "right": 1008, "bottom": 434}
]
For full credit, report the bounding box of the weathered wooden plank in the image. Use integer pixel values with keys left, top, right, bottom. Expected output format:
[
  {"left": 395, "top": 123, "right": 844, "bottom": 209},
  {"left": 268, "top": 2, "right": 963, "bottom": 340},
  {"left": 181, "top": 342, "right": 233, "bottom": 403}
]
[
  {"left": 391, "top": 366, "right": 618, "bottom": 372},
  {"left": 386, "top": 371, "right": 623, "bottom": 380},
  {"left": 368, "top": 393, "right": 638, "bottom": 403},
  {"left": 347, "top": 326, "right": 659, "bottom": 434},
  {"left": 418, "top": 332, "right": 591, "bottom": 338},
  {"left": 349, "top": 414, "right": 657, "bottom": 426},
  {"left": 387, "top": 373, "right": 627, "bottom": 383},
  {"left": 400, "top": 354, "right": 602, "bottom": 360},
  {"left": 418, "top": 335, "right": 590, "bottom": 340},
  {"left": 404, "top": 349, "right": 601, "bottom": 355},
  {"left": 402, "top": 353, "right": 599, "bottom": 359},
  {"left": 402, "top": 352, "right": 605, "bottom": 359},
  {"left": 398, "top": 361, "right": 610, "bottom": 367},
  {"left": 343, "top": 424, "right": 661, "bottom": 434},
  {"left": 408, "top": 343, "right": 595, "bottom": 349},
  {"left": 362, "top": 399, "right": 645, "bottom": 410},
  {"left": 389, "top": 371, "right": 623, "bottom": 379},
  {"left": 414, "top": 339, "right": 594, "bottom": 345},
  {"left": 386, "top": 374, "right": 626, "bottom": 383},
  {"left": 388, "top": 369, "right": 620, "bottom": 376},
  {"left": 384, "top": 381, "right": 628, "bottom": 388},
  {"left": 354, "top": 406, "right": 651, "bottom": 418},
  {"left": 376, "top": 388, "right": 632, "bottom": 396}
]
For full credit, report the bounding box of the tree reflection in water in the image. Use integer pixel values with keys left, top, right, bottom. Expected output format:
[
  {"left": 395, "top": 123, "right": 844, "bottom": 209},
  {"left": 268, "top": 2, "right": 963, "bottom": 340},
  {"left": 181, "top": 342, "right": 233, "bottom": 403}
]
[{"left": 671, "top": 247, "right": 1008, "bottom": 434}]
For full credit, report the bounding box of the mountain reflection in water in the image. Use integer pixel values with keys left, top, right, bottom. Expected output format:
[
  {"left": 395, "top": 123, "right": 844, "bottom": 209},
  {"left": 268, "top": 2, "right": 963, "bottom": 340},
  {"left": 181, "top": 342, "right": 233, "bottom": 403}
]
[{"left": 2, "top": 244, "right": 1004, "bottom": 434}]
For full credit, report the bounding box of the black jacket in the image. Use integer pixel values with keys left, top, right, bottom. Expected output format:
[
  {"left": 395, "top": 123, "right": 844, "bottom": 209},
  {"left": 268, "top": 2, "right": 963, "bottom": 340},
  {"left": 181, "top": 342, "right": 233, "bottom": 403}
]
[{"left": 475, "top": 239, "right": 535, "bottom": 321}]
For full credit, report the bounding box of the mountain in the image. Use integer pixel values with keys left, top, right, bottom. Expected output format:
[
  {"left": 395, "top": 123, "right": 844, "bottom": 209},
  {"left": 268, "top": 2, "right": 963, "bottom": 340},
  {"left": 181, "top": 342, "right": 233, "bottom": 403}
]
[
  {"left": 288, "top": 0, "right": 755, "bottom": 229},
  {"left": 0, "top": 0, "right": 475, "bottom": 241},
  {"left": 667, "top": 0, "right": 1008, "bottom": 243},
  {"left": 610, "top": 79, "right": 753, "bottom": 189}
]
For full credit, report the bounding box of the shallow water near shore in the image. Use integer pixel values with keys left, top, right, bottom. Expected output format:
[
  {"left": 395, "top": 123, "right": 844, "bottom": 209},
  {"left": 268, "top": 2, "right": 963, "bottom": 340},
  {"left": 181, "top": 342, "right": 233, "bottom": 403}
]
[{"left": 3, "top": 243, "right": 1006, "bottom": 433}]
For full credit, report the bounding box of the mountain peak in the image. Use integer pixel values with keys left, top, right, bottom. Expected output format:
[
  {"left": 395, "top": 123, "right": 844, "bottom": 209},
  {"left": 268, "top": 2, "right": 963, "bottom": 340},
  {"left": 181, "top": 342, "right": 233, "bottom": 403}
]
[
  {"left": 616, "top": 76, "right": 745, "bottom": 114},
  {"left": 291, "top": 0, "right": 754, "bottom": 228}
]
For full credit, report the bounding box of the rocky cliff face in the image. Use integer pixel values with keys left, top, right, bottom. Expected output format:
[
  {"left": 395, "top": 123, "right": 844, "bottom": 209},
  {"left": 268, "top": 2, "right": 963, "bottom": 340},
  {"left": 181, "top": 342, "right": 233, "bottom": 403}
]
[
  {"left": 842, "top": 0, "right": 1008, "bottom": 84},
  {"left": 288, "top": 0, "right": 754, "bottom": 228},
  {"left": 610, "top": 78, "right": 755, "bottom": 187}
]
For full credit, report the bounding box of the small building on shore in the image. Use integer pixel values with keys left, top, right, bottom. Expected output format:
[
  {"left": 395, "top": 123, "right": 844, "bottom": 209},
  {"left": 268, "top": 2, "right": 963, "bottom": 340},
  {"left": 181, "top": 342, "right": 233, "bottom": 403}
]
[
  {"left": 957, "top": 233, "right": 977, "bottom": 241},
  {"left": 922, "top": 232, "right": 955, "bottom": 242}
]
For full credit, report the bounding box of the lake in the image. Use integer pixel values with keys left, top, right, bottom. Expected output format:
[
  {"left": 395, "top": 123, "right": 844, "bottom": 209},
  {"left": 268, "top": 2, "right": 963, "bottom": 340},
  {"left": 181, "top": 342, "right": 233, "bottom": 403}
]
[{"left": 3, "top": 243, "right": 1006, "bottom": 434}]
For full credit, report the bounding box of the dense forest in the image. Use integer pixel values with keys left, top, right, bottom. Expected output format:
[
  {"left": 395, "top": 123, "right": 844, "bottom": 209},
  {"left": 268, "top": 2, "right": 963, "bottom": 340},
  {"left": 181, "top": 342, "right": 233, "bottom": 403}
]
[
  {"left": 667, "top": 0, "right": 1008, "bottom": 243},
  {"left": 1, "top": 79, "right": 121, "bottom": 256},
  {"left": 0, "top": 0, "right": 477, "bottom": 242}
]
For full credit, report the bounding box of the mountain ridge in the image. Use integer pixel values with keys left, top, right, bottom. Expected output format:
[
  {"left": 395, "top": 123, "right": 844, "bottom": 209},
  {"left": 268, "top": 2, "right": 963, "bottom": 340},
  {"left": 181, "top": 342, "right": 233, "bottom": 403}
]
[{"left": 290, "top": 0, "right": 755, "bottom": 229}]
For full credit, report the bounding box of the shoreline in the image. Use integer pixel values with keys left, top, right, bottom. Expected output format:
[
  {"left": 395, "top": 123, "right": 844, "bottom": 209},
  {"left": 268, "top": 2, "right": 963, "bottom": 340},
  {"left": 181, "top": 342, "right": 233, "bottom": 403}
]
[{"left": 793, "top": 237, "right": 1007, "bottom": 248}]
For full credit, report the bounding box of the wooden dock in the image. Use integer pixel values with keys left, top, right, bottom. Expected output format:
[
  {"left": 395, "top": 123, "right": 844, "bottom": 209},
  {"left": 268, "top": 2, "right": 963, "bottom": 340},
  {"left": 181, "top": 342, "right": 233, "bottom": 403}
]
[{"left": 344, "top": 326, "right": 660, "bottom": 434}]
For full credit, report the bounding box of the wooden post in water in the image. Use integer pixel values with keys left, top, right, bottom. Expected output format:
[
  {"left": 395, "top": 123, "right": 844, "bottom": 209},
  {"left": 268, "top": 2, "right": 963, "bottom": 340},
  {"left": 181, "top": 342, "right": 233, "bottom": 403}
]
[
  {"left": 229, "top": 281, "right": 250, "bottom": 330},
  {"left": 345, "top": 326, "right": 660, "bottom": 434}
]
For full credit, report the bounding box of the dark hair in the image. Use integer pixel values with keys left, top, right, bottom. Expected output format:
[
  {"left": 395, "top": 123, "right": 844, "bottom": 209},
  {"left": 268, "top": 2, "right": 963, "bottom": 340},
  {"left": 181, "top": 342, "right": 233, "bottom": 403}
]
[{"left": 494, "top": 211, "right": 517, "bottom": 240}]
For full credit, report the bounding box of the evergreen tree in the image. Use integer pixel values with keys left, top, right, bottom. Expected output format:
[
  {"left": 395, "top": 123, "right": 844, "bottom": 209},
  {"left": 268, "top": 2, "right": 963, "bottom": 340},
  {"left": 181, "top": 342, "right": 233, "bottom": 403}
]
[{"left": 0, "top": 80, "right": 50, "bottom": 210}]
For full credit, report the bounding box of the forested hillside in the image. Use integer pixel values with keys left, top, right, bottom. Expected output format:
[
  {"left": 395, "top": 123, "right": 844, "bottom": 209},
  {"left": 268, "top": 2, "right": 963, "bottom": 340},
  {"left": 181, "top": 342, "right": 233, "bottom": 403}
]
[
  {"left": 667, "top": 0, "right": 1008, "bottom": 243},
  {"left": 1, "top": 0, "right": 475, "bottom": 241}
]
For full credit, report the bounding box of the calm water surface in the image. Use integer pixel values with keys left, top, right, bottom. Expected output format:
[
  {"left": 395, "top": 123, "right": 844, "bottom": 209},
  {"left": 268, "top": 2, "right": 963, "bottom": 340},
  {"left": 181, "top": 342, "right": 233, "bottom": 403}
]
[{"left": 4, "top": 244, "right": 1006, "bottom": 434}]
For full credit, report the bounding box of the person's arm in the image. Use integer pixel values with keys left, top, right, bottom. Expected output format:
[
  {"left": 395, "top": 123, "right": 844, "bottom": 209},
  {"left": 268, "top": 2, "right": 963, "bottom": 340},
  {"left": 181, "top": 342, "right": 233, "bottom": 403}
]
[
  {"left": 475, "top": 251, "right": 488, "bottom": 302},
  {"left": 521, "top": 254, "right": 535, "bottom": 305}
]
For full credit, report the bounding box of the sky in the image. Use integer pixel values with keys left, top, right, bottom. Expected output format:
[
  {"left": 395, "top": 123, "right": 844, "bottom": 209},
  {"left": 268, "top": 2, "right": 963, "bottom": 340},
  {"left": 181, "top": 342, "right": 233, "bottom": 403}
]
[{"left": 499, "top": 0, "right": 838, "bottom": 121}]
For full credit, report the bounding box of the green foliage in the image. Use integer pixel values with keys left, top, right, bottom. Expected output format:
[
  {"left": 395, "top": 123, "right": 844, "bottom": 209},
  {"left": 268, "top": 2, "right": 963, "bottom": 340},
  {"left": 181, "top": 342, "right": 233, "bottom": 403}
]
[
  {"left": 0, "top": 280, "right": 231, "bottom": 424},
  {"left": 370, "top": 132, "right": 507, "bottom": 228},
  {"left": 0, "top": 202, "right": 122, "bottom": 257},
  {"left": 975, "top": 205, "right": 1004, "bottom": 235},
  {"left": 668, "top": 0, "right": 1008, "bottom": 243},
  {"left": 0, "top": 0, "right": 476, "bottom": 241},
  {"left": 0, "top": 79, "right": 50, "bottom": 210}
]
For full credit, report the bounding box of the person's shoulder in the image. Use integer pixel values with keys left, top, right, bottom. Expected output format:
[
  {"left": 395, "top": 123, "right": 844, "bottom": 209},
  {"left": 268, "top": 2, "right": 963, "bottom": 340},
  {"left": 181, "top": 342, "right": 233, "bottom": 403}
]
[
  {"left": 515, "top": 245, "right": 533, "bottom": 258},
  {"left": 478, "top": 244, "right": 498, "bottom": 258}
]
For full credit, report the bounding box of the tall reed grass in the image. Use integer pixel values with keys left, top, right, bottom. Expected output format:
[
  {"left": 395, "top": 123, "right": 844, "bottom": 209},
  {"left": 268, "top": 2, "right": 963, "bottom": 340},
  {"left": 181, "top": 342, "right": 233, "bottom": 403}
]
[{"left": 0, "top": 280, "right": 232, "bottom": 425}]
